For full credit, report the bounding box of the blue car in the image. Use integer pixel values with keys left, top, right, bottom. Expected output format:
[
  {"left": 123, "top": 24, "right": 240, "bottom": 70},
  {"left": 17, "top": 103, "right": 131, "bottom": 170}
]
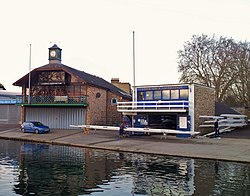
[{"left": 20, "top": 121, "right": 50, "bottom": 134}]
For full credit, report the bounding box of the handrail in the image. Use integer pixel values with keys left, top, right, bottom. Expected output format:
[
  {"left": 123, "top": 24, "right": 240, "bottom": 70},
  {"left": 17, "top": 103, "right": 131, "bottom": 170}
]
[
  {"left": 117, "top": 100, "right": 189, "bottom": 112},
  {"left": 118, "top": 100, "right": 188, "bottom": 104},
  {"left": 16, "top": 95, "right": 87, "bottom": 105}
]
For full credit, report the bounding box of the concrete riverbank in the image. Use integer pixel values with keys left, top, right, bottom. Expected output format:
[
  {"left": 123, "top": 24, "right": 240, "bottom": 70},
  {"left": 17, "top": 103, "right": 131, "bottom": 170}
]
[{"left": 0, "top": 124, "right": 250, "bottom": 163}]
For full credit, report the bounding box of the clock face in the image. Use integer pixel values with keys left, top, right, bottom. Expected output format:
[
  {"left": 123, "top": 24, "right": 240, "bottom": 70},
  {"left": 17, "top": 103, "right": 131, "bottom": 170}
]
[{"left": 50, "top": 50, "right": 56, "bottom": 57}]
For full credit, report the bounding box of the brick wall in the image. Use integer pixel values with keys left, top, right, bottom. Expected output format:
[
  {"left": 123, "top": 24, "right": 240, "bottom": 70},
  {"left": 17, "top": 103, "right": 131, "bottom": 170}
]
[
  {"left": 86, "top": 86, "right": 129, "bottom": 126},
  {"left": 86, "top": 86, "right": 107, "bottom": 125},
  {"left": 194, "top": 84, "right": 215, "bottom": 134},
  {"left": 106, "top": 92, "right": 123, "bottom": 126}
]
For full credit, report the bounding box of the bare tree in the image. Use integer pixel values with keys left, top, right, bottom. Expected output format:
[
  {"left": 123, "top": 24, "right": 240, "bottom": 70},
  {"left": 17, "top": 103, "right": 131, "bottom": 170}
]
[
  {"left": 228, "top": 41, "right": 250, "bottom": 107},
  {"left": 177, "top": 34, "right": 239, "bottom": 102}
]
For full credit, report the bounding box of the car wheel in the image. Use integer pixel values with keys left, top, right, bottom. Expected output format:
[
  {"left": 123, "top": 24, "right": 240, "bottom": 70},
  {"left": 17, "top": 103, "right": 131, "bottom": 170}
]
[
  {"left": 35, "top": 129, "right": 39, "bottom": 134},
  {"left": 21, "top": 128, "right": 25, "bottom": 133}
]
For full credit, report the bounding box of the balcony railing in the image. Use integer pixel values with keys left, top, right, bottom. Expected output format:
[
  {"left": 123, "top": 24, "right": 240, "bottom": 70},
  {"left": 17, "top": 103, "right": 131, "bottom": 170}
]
[
  {"left": 16, "top": 95, "right": 87, "bottom": 106},
  {"left": 117, "top": 100, "right": 189, "bottom": 113}
]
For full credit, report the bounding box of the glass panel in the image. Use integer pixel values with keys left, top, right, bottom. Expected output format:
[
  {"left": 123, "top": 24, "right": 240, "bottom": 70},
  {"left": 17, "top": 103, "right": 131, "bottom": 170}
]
[
  {"left": 38, "top": 71, "right": 65, "bottom": 84},
  {"left": 81, "top": 86, "right": 87, "bottom": 95},
  {"left": 137, "top": 92, "right": 145, "bottom": 101},
  {"left": 154, "top": 90, "right": 161, "bottom": 100},
  {"left": 111, "top": 98, "right": 118, "bottom": 105},
  {"left": 145, "top": 91, "right": 153, "bottom": 100},
  {"left": 162, "top": 90, "right": 170, "bottom": 100},
  {"left": 67, "top": 86, "right": 74, "bottom": 96},
  {"left": 171, "top": 90, "right": 179, "bottom": 99},
  {"left": 74, "top": 86, "right": 81, "bottom": 96},
  {"left": 180, "top": 89, "right": 189, "bottom": 99}
]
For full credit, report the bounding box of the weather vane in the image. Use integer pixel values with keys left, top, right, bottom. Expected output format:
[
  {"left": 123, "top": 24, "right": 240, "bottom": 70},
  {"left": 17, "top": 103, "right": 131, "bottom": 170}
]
[{"left": 49, "top": 41, "right": 61, "bottom": 46}]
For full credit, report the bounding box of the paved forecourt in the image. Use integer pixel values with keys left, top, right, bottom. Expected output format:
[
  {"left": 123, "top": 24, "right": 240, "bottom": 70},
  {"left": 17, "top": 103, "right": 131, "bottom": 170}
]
[{"left": 0, "top": 125, "right": 249, "bottom": 163}]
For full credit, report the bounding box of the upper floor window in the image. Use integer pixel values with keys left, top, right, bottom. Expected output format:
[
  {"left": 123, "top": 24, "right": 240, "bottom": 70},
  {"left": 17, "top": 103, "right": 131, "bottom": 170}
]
[
  {"left": 170, "top": 89, "right": 179, "bottom": 99},
  {"left": 145, "top": 91, "right": 153, "bottom": 100},
  {"left": 180, "top": 89, "right": 189, "bottom": 99},
  {"left": 111, "top": 98, "right": 118, "bottom": 105},
  {"left": 38, "top": 71, "right": 65, "bottom": 85},
  {"left": 154, "top": 90, "right": 161, "bottom": 100},
  {"left": 137, "top": 91, "right": 144, "bottom": 101},
  {"left": 162, "top": 90, "right": 170, "bottom": 100}
]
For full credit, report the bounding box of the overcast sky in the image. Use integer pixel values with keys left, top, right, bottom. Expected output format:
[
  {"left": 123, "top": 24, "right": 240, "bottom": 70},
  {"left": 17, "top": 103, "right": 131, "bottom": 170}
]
[{"left": 1, "top": 0, "right": 249, "bottom": 92}]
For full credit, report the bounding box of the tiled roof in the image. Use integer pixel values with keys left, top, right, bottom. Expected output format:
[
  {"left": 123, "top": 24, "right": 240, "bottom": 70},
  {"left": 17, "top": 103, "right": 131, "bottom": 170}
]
[
  {"left": 49, "top": 44, "right": 61, "bottom": 50},
  {"left": 215, "top": 102, "right": 241, "bottom": 115},
  {"left": 14, "top": 63, "right": 131, "bottom": 99}
]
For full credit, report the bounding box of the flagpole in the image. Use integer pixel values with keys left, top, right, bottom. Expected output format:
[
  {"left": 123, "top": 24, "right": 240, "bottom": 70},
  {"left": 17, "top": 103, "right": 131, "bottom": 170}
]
[
  {"left": 132, "top": 31, "right": 136, "bottom": 127},
  {"left": 28, "top": 44, "right": 31, "bottom": 104},
  {"left": 133, "top": 31, "right": 136, "bottom": 103}
]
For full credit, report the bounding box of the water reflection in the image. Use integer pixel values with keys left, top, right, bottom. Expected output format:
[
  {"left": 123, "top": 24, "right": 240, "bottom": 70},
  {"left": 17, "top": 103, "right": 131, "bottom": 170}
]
[{"left": 0, "top": 139, "right": 249, "bottom": 196}]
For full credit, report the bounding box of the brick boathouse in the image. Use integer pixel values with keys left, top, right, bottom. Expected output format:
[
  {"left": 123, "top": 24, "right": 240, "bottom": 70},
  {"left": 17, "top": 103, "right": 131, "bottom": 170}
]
[{"left": 13, "top": 44, "right": 131, "bottom": 129}]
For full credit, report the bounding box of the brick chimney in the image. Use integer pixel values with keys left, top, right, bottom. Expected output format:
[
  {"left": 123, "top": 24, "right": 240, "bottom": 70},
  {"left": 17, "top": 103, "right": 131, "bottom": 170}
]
[{"left": 111, "top": 78, "right": 131, "bottom": 95}]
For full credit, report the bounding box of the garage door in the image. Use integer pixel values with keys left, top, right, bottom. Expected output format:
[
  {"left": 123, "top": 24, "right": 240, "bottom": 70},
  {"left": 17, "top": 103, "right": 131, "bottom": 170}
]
[
  {"left": 26, "top": 107, "right": 86, "bottom": 129},
  {"left": 0, "top": 105, "right": 21, "bottom": 124},
  {"left": 0, "top": 105, "right": 8, "bottom": 123}
]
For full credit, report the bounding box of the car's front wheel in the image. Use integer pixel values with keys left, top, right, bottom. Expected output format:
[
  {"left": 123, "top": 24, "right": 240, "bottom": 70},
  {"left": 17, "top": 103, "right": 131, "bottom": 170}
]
[
  {"left": 21, "top": 128, "right": 25, "bottom": 133},
  {"left": 35, "top": 129, "right": 39, "bottom": 134}
]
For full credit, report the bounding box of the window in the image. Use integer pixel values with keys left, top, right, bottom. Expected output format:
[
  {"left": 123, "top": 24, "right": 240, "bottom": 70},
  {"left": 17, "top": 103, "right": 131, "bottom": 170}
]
[
  {"left": 162, "top": 90, "right": 170, "bottom": 100},
  {"left": 67, "top": 86, "right": 74, "bottom": 95},
  {"left": 81, "top": 86, "right": 86, "bottom": 94},
  {"left": 111, "top": 98, "right": 118, "bottom": 105},
  {"left": 171, "top": 90, "right": 179, "bottom": 99},
  {"left": 154, "top": 90, "right": 161, "bottom": 100},
  {"left": 180, "top": 89, "right": 189, "bottom": 99},
  {"left": 96, "top": 92, "right": 101, "bottom": 98},
  {"left": 74, "top": 86, "right": 81, "bottom": 96},
  {"left": 145, "top": 91, "right": 153, "bottom": 100},
  {"left": 38, "top": 71, "right": 65, "bottom": 85},
  {"left": 137, "top": 91, "right": 144, "bottom": 101}
]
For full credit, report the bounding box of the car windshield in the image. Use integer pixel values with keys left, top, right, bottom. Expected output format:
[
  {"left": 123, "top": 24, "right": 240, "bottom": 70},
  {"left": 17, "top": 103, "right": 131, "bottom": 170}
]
[{"left": 33, "top": 122, "right": 44, "bottom": 126}]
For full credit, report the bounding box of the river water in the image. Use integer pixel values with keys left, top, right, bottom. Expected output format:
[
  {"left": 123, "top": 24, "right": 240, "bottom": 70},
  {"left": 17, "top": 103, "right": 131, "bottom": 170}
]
[{"left": 0, "top": 139, "right": 249, "bottom": 196}]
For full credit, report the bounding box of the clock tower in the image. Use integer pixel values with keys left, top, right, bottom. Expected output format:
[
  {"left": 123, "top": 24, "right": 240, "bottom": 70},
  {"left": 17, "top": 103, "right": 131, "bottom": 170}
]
[{"left": 48, "top": 44, "right": 62, "bottom": 64}]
